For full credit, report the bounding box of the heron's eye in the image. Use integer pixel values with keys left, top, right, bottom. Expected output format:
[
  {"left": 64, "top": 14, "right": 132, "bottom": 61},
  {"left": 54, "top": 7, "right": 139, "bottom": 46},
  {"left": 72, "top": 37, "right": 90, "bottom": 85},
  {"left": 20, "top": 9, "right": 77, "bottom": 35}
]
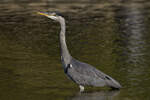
[
  {"left": 55, "top": 14, "right": 59, "bottom": 17},
  {"left": 53, "top": 14, "right": 56, "bottom": 16},
  {"left": 50, "top": 13, "right": 56, "bottom": 16}
]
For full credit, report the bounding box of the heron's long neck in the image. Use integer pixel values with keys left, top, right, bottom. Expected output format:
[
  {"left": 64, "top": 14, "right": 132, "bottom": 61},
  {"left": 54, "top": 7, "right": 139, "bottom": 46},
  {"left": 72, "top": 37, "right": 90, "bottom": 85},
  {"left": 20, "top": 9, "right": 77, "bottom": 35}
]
[{"left": 59, "top": 18, "right": 71, "bottom": 64}]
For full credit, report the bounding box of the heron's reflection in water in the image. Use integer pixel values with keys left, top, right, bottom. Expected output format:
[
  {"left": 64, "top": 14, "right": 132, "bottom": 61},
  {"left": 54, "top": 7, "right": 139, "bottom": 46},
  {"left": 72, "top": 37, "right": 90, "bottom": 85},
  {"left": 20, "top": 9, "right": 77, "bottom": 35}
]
[{"left": 70, "top": 90, "right": 120, "bottom": 100}]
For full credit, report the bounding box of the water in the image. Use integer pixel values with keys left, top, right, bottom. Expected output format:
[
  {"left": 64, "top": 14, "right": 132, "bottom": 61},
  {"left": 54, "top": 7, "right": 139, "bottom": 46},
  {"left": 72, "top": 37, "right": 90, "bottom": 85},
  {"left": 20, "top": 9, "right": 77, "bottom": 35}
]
[{"left": 0, "top": 0, "right": 150, "bottom": 100}]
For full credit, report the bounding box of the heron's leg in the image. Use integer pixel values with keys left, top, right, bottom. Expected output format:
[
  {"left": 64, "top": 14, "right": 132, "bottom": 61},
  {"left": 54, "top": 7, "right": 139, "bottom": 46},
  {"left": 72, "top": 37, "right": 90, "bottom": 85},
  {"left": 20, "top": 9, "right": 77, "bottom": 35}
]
[{"left": 79, "top": 85, "right": 84, "bottom": 92}]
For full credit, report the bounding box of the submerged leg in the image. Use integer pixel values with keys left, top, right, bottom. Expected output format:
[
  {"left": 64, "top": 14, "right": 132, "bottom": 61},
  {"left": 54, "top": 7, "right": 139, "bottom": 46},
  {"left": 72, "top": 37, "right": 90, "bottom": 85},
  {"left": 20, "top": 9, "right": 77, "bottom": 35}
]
[{"left": 79, "top": 85, "right": 84, "bottom": 92}]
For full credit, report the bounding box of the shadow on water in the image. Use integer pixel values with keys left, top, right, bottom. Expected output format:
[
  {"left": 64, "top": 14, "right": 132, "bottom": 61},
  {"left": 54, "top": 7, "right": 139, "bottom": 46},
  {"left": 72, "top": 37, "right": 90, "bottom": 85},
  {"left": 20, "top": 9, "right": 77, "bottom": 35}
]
[
  {"left": 69, "top": 90, "right": 120, "bottom": 100},
  {"left": 0, "top": 0, "right": 150, "bottom": 100},
  {"left": 113, "top": 0, "right": 150, "bottom": 98}
]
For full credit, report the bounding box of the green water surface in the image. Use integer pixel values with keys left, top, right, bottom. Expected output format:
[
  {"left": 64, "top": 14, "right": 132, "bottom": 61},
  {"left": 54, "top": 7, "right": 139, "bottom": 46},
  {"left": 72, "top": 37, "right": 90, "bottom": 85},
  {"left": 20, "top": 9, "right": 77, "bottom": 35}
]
[{"left": 0, "top": 0, "right": 150, "bottom": 100}]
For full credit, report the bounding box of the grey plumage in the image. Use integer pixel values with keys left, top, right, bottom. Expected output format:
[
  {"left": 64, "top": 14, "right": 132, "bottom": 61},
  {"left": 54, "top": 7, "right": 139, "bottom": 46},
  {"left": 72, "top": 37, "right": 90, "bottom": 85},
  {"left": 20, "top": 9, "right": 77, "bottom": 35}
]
[
  {"left": 65, "top": 58, "right": 121, "bottom": 89},
  {"left": 38, "top": 11, "right": 122, "bottom": 91}
]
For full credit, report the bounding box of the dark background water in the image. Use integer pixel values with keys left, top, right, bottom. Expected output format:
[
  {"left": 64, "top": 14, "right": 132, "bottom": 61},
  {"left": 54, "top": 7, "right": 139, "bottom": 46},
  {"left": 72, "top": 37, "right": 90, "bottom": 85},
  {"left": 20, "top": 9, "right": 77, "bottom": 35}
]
[{"left": 0, "top": 0, "right": 150, "bottom": 100}]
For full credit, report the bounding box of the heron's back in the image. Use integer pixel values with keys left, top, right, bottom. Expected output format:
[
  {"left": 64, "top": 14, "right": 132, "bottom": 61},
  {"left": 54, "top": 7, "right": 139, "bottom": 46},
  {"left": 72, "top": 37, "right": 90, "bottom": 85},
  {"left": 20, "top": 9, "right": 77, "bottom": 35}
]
[{"left": 66, "top": 58, "right": 122, "bottom": 89}]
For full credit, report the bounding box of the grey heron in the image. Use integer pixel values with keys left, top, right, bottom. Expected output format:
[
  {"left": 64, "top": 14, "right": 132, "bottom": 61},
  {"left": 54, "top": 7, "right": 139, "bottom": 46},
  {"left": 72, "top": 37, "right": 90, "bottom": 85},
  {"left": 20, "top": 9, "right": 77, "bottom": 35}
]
[{"left": 37, "top": 12, "right": 122, "bottom": 92}]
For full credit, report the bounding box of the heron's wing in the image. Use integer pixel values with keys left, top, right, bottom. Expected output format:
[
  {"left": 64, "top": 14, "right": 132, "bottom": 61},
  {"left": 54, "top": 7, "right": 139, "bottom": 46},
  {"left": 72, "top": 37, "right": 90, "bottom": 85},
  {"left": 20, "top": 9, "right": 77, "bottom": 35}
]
[
  {"left": 66, "top": 58, "right": 122, "bottom": 88},
  {"left": 72, "top": 58, "right": 108, "bottom": 78},
  {"left": 66, "top": 58, "right": 108, "bottom": 86}
]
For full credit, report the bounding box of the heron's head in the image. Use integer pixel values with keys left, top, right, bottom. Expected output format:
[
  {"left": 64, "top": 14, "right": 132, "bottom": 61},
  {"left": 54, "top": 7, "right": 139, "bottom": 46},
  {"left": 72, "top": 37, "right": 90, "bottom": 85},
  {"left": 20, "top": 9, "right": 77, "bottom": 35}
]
[{"left": 37, "top": 11, "right": 64, "bottom": 22}]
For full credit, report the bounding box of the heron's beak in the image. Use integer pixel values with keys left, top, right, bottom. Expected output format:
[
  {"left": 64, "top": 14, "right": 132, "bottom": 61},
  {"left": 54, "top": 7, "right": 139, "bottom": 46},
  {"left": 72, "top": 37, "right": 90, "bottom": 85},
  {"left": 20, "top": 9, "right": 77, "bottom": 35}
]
[{"left": 37, "top": 12, "right": 49, "bottom": 17}]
